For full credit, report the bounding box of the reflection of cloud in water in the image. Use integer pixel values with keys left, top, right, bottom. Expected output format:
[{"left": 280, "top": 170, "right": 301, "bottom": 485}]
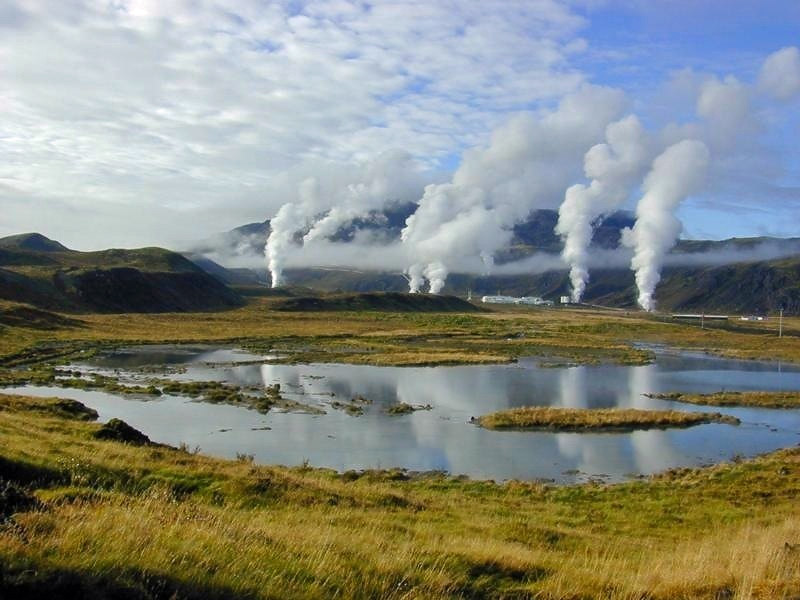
[{"left": 555, "top": 434, "right": 631, "bottom": 478}]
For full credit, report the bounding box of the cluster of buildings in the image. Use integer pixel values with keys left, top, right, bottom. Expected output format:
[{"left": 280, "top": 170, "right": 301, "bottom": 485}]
[{"left": 480, "top": 295, "right": 554, "bottom": 306}]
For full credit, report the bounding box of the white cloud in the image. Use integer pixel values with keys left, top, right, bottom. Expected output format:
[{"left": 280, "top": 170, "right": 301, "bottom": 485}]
[
  {"left": 0, "top": 0, "right": 588, "bottom": 249},
  {"left": 758, "top": 46, "right": 800, "bottom": 101}
]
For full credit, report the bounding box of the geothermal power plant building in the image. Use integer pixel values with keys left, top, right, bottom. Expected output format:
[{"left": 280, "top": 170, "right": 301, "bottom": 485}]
[{"left": 481, "top": 295, "right": 554, "bottom": 306}]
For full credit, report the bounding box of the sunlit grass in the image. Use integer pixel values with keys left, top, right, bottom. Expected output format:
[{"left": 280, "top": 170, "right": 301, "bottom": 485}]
[
  {"left": 649, "top": 390, "right": 800, "bottom": 409},
  {"left": 2, "top": 298, "right": 800, "bottom": 596},
  {"left": 0, "top": 393, "right": 798, "bottom": 598},
  {"left": 476, "top": 406, "right": 740, "bottom": 430}
]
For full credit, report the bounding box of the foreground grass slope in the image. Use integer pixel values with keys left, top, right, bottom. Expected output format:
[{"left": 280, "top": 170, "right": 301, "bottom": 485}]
[{"left": 1, "top": 393, "right": 799, "bottom": 599}]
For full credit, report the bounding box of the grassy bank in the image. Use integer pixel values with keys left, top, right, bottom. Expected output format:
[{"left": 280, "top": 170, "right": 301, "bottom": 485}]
[
  {"left": 649, "top": 391, "right": 800, "bottom": 409},
  {"left": 476, "top": 406, "right": 740, "bottom": 431},
  {"left": 1, "top": 393, "right": 798, "bottom": 599}
]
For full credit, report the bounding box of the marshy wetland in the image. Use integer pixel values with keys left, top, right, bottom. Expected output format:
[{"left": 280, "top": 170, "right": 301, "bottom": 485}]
[
  {"left": 6, "top": 344, "right": 800, "bottom": 483},
  {"left": 1, "top": 299, "right": 800, "bottom": 598}
]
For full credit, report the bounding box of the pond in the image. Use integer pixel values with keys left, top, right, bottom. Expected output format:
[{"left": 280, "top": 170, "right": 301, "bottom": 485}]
[{"left": 8, "top": 345, "right": 800, "bottom": 483}]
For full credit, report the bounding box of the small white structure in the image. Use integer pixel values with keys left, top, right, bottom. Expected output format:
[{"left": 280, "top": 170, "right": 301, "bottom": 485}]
[
  {"left": 481, "top": 295, "right": 553, "bottom": 306},
  {"left": 560, "top": 296, "right": 570, "bottom": 304},
  {"left": 481, "top": 295, "right": 516, "bottom": 304}
]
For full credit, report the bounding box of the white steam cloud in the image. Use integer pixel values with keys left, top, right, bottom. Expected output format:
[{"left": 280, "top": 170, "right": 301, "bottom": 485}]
[
  {"left": 400, "top": 84, "right": 627, "bottom": 293},
  {"left": 265, "top": 152, "right": 428, "bottom": 287},
  {"left": 555, "top": 115, "right": 651, "bottom": 302},
  {"left": 623, "top": 140, "right": 710, "bottom": 311},
  {"left": 265, "top": 201, "right": 306, "bottom": 288}
]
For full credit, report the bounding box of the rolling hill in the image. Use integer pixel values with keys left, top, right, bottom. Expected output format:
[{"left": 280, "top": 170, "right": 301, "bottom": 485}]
[
  {"left": 0, "top": 234, "right": 243, "bottom": 313},
  {"left": 270, "top": 291, "right": 483, "bottom": 312}
]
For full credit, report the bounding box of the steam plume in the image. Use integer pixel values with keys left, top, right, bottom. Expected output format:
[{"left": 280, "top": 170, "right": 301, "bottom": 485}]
[
  {"left": 265, "top": 153, "right": 425, "bottom": 287},
  {"left": 303, "top": 151, "right": 424, "bottom": 244},
  {"left": 555, "top": 115, "right": 650, "bottom": 302},
  {"left": 624, "top": 139, "right": 710, "bottom": 311},
  {"left": 406, "top": 263, "right": 425, "bottom": 293},
  {"left": 401, "top": 84, "right": 627, "bottom": 293},
  {"left": 265, "top": 201, "right": 305, "bottom": 287},
  {"left": 424, "top": 261, "right": 448, "bottom": 294}
]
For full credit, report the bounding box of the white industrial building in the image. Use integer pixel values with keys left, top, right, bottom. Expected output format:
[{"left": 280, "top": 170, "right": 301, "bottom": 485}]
[{"left": 481, "top": 295, "right": 554, "bottom": 306}]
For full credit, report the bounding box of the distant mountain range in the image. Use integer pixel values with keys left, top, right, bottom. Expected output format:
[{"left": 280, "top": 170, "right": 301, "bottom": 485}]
[
  {"left": 2, "top": 205, "right": 799, "bottom": 314},
  {"left": 186, "top": 207, "right": 800, "bottom": 314}
]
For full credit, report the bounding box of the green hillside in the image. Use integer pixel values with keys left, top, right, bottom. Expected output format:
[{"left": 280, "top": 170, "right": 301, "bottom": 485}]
[{"left": 0, "top": 234, "right": 243, "bottom": 313}]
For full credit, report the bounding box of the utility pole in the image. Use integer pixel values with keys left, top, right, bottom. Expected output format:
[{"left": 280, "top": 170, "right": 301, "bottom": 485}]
[
  {"left": 701, "top": 311, "right": 704, "bottom": 330},
  {"left": 779, "top": 307, "right": 783, "bottom": 338}
]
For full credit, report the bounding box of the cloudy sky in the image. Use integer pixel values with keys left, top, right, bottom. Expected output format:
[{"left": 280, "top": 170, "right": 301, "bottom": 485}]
[{"left": 1, "top": 0, "right": 799, "bottom": 250}]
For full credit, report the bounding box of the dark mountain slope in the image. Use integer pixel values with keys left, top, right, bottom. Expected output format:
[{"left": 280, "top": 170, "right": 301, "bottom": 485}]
[
  {"left": 0, "top": 233, "right": 70, "bottom": 253},
  {"left": 183, "top": 254, "right": 264, "bottom": 286},
  {"left": 0, "top": 234, "right": 242, "bottom": 313}
]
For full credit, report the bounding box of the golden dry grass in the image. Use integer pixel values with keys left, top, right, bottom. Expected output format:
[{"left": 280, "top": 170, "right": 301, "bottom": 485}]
[
  {"left": 476, "top": 406, "right": 739, "bottom": 430},
  {"left": 3, "top": 298, "right": 799, "bottom": 368},
  {"left": 651, "top": 390, "right": 800, "bottom": 409},
  {"left": 0, "top": 393, "right": 798, "bottom": 599},
  {"left": 2, "top": 301, "right": 800, "bottom": 597}
]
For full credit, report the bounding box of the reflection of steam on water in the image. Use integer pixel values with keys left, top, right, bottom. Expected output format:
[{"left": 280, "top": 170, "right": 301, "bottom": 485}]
[
  {"left": 626, "top": 362, "right": 681, "bottom": 473},
  {"left": 557, "top": 366, "right": 588, "bottom": 408},
  {"left": 260, "top": 364, "right": 304, "bottom": 395},
  {"left": 555, "top": 366, "right": 622, "bottom": 475},
  {"left": 624, "top": 364, "right": 657, "bottom": 409}
]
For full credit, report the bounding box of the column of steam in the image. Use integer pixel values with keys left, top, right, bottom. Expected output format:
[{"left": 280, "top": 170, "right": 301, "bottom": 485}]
[
  {"left": 265, "top": 202, "right": 303, "bottom": 288},
  {"left": 555, "top": 115, "right": 650, "bottom": 303},
  {"left": 406, "top": 263, "right": 425, "bottom": 293},
  {"left": 424, "top": 262, "right": 448, "bottom": 294},
  {"left": 624, "top": 139, "right": 710, "bottom": 311}
]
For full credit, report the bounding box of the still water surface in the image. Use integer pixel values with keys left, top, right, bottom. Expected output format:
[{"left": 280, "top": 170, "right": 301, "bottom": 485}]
[{"left": 10, "top": 346, "right": 800, "bottom": 483}]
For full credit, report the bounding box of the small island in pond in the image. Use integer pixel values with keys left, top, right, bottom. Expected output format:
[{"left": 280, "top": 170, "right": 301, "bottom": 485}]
[
  {"left": 646, "top": 391, "right": 800, "bottom": 409},
  {"left": 475, "top": 406, "right": 740, "bottom": 431}
]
